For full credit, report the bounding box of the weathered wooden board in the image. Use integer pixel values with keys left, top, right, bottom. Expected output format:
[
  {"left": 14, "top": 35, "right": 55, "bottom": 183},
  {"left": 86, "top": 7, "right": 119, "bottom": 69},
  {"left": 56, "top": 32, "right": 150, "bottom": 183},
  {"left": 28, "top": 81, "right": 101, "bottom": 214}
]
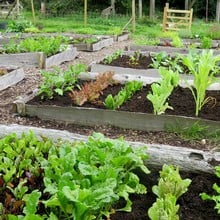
[
  {"left": 0, "top": 52, "right": 45, "bottom": 68},
  {"left": 159, "top": 38, "right": 220, "bottom": 49},
  {"left": 46, "top": 46, "right": 78, "bottom": 68},
  {"left": 0, "top": 124, "right": 219, "bottom": 174},
  {"left": 0, "top": 67, "right": 25, "bottom": 91},
  {"left": 113, "top": 32, "right": 130, "bottom": 42},
  {"left": 72, "top": 37, "right": 114, "bottom": 51},
  {"left": 126, "top": 45, "right": 220, "bottom": 55}
]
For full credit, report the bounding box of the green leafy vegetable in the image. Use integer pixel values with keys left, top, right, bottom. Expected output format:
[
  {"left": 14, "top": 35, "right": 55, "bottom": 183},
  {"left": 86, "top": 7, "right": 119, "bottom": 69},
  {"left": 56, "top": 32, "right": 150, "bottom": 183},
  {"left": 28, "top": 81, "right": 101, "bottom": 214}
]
[
  {"left": 147, "top": 67, "right": 179, "bottom": 115},
  {"left": 200, "top": 166, "right": 220, "bottom": 214},
  {"left": 38, "top": 63, "right": 87, "bottom": 99},
  {"left": 182, "top": 50, "right": 220, "bottom": 116},
  {"left": 41, "top": 132, "right": 150, "bottom": 220},
  {"left": 103, "top": 49, "right": 123, "bottom": 64},
  {"left": 148, "top": 164, "right": 191, "bottom": 220},
  {"left": 3, "top": 36, "right": 68, "bottom": 56},
  {"left": 104, "top": 80, "right": 143, "bottom": 110}
]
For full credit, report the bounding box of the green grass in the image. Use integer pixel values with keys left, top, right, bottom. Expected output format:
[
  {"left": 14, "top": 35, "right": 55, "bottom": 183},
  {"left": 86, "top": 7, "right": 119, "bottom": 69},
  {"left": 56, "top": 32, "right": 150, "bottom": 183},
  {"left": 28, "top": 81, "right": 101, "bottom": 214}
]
[
  {"left": 1, "top": 11, "right": 220, "bottom": 40},
  {"left": 165, "top": 121, "right": 220, "bottom": 142}
]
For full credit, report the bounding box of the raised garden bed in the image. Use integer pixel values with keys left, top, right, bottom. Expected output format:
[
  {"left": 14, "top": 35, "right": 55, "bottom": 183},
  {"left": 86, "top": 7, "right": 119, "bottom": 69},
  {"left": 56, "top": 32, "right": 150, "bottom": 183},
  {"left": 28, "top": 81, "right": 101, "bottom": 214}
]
[
  {"left": 0, "top": 46, "right": 78, "bottom": 68},
  {"left": 159, "top": 37, "right": 220, "bottom": 49},
  {"left": 13, "top": 72, "right": 220, "bottom": 134},
  {"left": 70, "top": 36, "right": 114, "bottom": 51},
  {"left": 0, "top": 65, "right": 25, "bottom": 91},
  {"left": 0, "top": 124, "right": 220, "bottom": 219},
  {"left": 90, "top": 51, "right": 220, "bottom": 91},
  {"left": 112, "top": 31, "right": 130, "bottom": 42},
  {"left": 0, "top": 33, "right": 115, "bottom": 51},
  {"left": 126, "top": 45, "right": 220, "bottom": 55}
]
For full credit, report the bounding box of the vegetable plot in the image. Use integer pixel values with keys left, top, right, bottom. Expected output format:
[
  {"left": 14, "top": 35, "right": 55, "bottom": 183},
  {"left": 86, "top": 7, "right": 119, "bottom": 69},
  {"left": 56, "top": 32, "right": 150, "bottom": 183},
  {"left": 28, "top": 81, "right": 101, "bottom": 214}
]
[{"left": 0, "top": 132, "right": 150, "bottom": 219}]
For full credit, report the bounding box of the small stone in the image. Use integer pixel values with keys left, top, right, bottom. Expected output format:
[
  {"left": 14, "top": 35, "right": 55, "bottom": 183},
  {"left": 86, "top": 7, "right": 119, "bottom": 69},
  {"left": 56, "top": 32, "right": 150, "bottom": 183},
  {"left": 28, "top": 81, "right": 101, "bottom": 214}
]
[{"left": 201, "top": 139, "right": 206, "bottom": 145}]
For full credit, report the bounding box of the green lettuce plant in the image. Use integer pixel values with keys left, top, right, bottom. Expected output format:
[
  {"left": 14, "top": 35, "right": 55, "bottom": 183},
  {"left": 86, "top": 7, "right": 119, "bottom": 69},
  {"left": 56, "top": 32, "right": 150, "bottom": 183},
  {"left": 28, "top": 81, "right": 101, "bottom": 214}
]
[
  {"left": 149, "top": 52, "right": 183, "bottom": 72},
  {"left": 38, "top": 63, "right": 87, "bottom": 99},
  {"left": 147, "top": 67, "right": 180, "bottom": 115},
  {"left": 3, "top": 36, "right": 67, "bottom": 56},
  {"left": 104, "top": 80, "right": 143, "bottom": 110},
  {"left": 41, "top": 132, "right": 150, "bottom": 220},
  {"left": 103, "top": 49, "right": 123, "bottom": 64},
  {"left": 200, "top": 36, "right": 212, "bottom": 49},
  {"left": 148, "top": 164, "right": 191, "bottom": 220},
  {"left": 171, "top": 35, "right": 183, "bottom": 48},
  {"left": 181, "top": 50, "right": 220, "bottom": 116},
  {"left": 1, "top": 132, "right": 150, "bottom": 219}
]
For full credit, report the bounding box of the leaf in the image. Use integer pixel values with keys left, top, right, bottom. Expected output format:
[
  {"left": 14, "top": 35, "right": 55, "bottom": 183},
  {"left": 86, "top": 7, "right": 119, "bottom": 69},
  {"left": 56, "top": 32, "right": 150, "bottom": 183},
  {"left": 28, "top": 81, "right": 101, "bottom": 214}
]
[
  {"left": 23, "top": 190, "right": 41, "bottom": 215},
  {"left": 78, "top": 162, "right": 98, "bottom": 176},
  {"left": 54, "top": 88, "right": 63, "bottom": 96}
]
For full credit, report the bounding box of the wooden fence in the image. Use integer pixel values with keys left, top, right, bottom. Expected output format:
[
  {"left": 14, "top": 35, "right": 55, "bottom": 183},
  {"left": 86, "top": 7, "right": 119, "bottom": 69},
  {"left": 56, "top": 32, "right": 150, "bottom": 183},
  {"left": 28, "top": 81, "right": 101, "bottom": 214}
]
[
  {"left": 0, "top": 1, "right": 21, "bottom": 18},
  {"left": 162, "top": 3, "right": 193, "bottom": 31}
]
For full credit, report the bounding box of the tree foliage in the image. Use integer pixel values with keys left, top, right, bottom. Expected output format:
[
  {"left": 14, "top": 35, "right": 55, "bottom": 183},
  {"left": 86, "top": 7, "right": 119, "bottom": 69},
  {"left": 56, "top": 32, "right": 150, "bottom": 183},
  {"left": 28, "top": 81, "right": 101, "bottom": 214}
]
[{"left": 20, "top": 0, "right": 217, "bottom": 19}]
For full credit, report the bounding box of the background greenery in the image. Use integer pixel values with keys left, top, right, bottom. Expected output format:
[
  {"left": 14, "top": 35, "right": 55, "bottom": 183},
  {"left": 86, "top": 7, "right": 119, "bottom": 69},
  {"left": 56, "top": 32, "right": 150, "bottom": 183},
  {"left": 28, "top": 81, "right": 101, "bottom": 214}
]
[{"left": 19, "top": 0, "right": 217, "bottom": 19}]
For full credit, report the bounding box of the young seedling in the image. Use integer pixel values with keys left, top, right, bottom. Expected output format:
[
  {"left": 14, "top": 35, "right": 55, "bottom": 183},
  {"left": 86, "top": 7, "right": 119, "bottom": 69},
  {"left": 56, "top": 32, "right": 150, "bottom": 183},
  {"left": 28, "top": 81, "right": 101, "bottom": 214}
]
[
  {"left": 38, "top": 63, "right": 87, "bottom": 100},
  {"left": 201, "top": 166, "right": 220, "bottom": 214},
  {"left": 181, "top": 50, "right": 220, "bottom": 116},
  {"left": 104, "top": 80, "right": 143, "bottom": 110},
  {"left": 103, "top": 49, "right": 123, "bottom": 64},
  {"left": 148, "top": 164, "right": 191, "bottom": 220},
  {"left": 147, "top": 67, "right": 180, "bottom": 115}
]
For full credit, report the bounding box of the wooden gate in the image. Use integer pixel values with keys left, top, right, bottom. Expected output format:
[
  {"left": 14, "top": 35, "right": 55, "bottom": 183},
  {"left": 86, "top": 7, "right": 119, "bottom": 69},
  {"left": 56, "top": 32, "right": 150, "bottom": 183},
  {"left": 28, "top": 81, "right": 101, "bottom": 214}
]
[
  {"left": 0, "top": 1, "right": 22, "bottom": 18},
  {"left": 162, "top": 3, "right": 193, "bottom": 31}
]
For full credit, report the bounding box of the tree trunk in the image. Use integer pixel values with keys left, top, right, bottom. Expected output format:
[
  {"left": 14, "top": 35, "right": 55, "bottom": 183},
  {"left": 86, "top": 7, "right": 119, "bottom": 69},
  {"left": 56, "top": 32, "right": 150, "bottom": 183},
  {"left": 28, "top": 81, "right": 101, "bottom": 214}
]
[
  {"left": 149, "top": 0, "right": 155, "bottom": 20},
  {"left": 189, "top": 0, "right": 197, "bottom": 9},
  {"left": 84, "top": 0, "right": 87, "bottom": 27},
  {"left": 111, "top": 0, "right": 115, "bottom": 15},
  {"left": 132, "top": 0, "right": 136, "bottom": 32},
  {"left": 206, "top": 0, "right": 208, "bottom": 22},
  {"left": 138, "top": 0, "right": 142, "bottom": 18},
  {"left": 41, "top": 1, "right": 46, "bottom": 15},
  {"left": 31, "top": 0, "right": 36, "bottom": 25},
  {"left": 216, "top": 0, "right": 220, "bottom": 22},
  {"left": 185, "top": 0, "right": 189, "bottom": 10}
]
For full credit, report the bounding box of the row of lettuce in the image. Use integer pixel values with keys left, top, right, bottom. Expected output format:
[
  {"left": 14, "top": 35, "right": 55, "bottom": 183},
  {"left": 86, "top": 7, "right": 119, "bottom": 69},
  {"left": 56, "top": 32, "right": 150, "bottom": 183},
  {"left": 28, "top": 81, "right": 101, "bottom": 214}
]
[{"left": 0, "top": 131, "right": 219, "bottom": 219}]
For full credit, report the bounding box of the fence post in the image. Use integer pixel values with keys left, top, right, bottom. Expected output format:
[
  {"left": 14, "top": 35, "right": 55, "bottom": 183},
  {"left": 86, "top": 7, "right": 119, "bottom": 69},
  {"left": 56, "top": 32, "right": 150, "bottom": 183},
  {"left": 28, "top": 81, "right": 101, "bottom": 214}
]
[{"left": 162, "top": 3, "right": 169, "bottom": 31}]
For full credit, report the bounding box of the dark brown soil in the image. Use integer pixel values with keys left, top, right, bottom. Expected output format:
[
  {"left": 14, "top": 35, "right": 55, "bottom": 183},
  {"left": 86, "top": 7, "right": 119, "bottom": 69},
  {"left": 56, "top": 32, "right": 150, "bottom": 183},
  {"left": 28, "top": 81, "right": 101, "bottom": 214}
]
[
  {"left": 100, "top": 54, "right": 153, "bottom": 69},
  {"left": 110, "top": 171, "right": 220, "bottom": 220},
  {"left": 30, "top": 84, "right": 220, "bottom": 122},
  {"left": 100, "top": 54, "right": 189, "bottom": 73}
]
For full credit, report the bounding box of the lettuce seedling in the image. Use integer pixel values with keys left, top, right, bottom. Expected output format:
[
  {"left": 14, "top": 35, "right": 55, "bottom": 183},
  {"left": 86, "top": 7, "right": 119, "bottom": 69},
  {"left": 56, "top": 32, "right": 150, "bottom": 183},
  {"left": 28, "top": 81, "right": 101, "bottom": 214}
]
[
  {"left": 147, "top": 67, "right": 179, "bottom": 115},
  {"left": 148, "top": 164, "right": 191, "bottom": 220},
  {"left": 104, "top": 80, "right": 143, "bottom": 110},
  {"left": 182, "top": 50, "right": 220, "bottom": 117},
  {"left": 38, "top": 63, "right": 87, "bottom": 99}
]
